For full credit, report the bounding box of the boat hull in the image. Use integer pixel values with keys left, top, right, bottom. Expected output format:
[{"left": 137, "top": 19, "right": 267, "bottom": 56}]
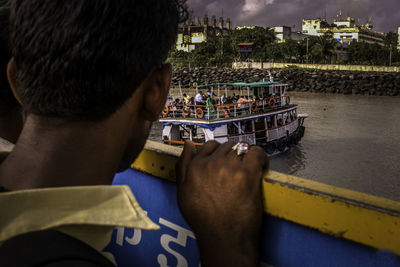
[{"left": 105, "top": 168, "right": 400, "bottom": 267}]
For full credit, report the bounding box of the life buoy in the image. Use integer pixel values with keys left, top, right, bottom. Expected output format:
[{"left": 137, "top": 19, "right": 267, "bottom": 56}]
[
  {"left": 250, "top": 102, "right": 257, "bottom": 112},
  {"left": 268, "top": 98, "right": 276, "bottom": 108},
  {"left": 195, "top": 108, "right": 204, "bottom": 119},
  {"left": 286, "top": 95, "right": 291, "bottom": 105},
  {"left": 162, "top": 105, "right": 169, "bottom": 116},
  {"left": 182, "top": 106, "right": 190, "bottom": 117}
]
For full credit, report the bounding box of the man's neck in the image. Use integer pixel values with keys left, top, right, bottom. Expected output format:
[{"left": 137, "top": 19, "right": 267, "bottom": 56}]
[{"left": 0, "top": 114, "right": 133, "bottom": 190}]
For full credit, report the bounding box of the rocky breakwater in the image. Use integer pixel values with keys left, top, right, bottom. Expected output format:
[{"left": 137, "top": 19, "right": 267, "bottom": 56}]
[{"left": 171, "top": 67, "right": 400, "bottom": 96}]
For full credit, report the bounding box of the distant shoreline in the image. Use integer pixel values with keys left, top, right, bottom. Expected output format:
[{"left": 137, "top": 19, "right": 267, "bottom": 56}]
[{"left": 171, "top": 67, "right": 400, "bottom": 97}]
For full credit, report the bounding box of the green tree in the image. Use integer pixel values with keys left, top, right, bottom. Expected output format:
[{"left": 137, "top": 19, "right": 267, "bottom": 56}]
[
  {"left": 384, "top": 32, "right": 400, "bottom": 65},
  {"left": 265, "top": 43, "right": 284, "bottom": 62},
  {"left": 298, "top": 37, "right": 315, "bottom": 63},
  {"left": 231, "top": 27, "right": 275, "bottom": 61},
  {"left": 310, "top": 32, "right": 337, "bottom": 64},
  {"left": 281, "top": 39, "right": 300, "bottom": 62},
  {"left": 188, "top": 32, "right": 238, "bottom": 67},
  {"left": 348, "top": 42, "right": 391, "bottom": 66}
]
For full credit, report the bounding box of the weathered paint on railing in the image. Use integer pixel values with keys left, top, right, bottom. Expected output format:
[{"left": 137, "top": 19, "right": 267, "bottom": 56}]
[{"left": 132, "top": 140, "right": 400, "bottom": 256}]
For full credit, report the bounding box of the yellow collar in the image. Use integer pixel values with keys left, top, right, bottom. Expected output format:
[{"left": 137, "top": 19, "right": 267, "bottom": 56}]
[
  {"left": 0, "top": 137, "right": 14, "bottom": 153},
  {"left": 0, "top": 185, "right": 159, "bottom": 244}
]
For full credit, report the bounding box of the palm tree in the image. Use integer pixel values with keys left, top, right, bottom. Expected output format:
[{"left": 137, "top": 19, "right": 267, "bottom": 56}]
[{"left": 311, "top": 32, "right": 337, "bottom": 64}]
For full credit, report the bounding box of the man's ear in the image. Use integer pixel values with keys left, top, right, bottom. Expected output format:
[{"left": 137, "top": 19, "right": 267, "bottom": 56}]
[
  {"left": 141, "top": 63, "right": 172, "bottom": 121},
  {"left": 7, "top": 58, "right": 22, "bottom": 105}
]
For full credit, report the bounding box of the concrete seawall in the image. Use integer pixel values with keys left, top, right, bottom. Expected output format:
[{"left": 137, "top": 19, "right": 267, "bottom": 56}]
[
  {"left": 171, "top": 67, "right": 400, "bottom": 96},
  {"left": 232, "top": 62, "right": 400, "bottom": 73}
]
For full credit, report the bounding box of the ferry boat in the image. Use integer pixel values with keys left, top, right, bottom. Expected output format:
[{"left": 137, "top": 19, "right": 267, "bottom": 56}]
[{"left": 160, "top": 81, "right": 308, "bottom": 154}]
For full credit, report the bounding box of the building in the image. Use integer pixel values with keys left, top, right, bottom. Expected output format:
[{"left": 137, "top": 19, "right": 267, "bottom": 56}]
[
  {"left": 398, "top": 26, "right": 400, "bottom": 51},
  {"left": 271, "top": 26, "right": 291, "bottom": 43},
  {"left": 302, "top": 17, "right": 385, "bottom": 46},
  {"left": 301, "top": 18, "right": 331, "bottom": 36},
  {"left": 237, "top": 43, "right": 254, "bottom": 61},
  {"left": 235, "top": 26, "right": 256, "bottom": 30},
  {"left": 270, "top": 25, "right": 307, "bottom": 43},
  {"left": 176, "top": 15, "right": 231, "bottom": 52}
]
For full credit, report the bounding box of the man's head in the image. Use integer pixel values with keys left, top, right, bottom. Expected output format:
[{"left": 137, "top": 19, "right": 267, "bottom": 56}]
[
  {"left": 9, "top": 0, "right": 187, "bottom": 121},
  {"left": 5, "top": 0, "right": 188, "bottom": 177}
]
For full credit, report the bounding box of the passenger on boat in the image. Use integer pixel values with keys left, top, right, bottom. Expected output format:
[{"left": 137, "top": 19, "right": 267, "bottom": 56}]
[
  {"left": 183, "top": 93, "right": 191, "bottom": 105},
  {"left": 0, "top": 7, "right": 23, "bottom": 148},
  {"left": 195, "top": 91, "right": 204, "bottom": 106},
  {"left": 220, "top": 93, "right": 227, "bottom": 104},
  {"left": 237, "top": 96, "right": 248, "bottom": 108},
  {"left": 0, "top": 1, "right": 268, "bottom": 266},
  {"left": 206, "top": 96, "right": 215, "bottom": 115},
  {"left": 207, "top": 89, "right": 216, "bottom": 99}
]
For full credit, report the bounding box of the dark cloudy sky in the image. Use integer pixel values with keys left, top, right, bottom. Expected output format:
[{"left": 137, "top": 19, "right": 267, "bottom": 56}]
[{"left": 187, "top": 0, "right": 400, "bottom": 33}]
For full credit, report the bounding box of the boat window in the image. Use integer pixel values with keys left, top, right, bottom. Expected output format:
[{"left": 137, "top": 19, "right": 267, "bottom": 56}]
[
  {"left": 267, "top": 116, "right": 275, "bottom": 128},
  {"left": 277, "top": 114, "right": 284, "bottom": 126},
  {"left": 285, "top": 112, "right": 291, "bottom": 123}
]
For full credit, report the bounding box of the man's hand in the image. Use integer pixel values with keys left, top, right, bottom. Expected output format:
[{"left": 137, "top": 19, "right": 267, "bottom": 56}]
[{"left": 176, "top": 141, "right": 269, "bottom": 267}]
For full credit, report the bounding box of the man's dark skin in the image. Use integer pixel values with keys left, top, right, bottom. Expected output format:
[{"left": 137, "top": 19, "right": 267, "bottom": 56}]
[{"left": 0, "top": 13, "right": 268, "bottom": 267}]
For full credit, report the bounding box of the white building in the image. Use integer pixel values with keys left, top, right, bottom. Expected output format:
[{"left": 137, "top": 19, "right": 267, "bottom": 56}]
[
  {"left": 271, "top": 26, "right": 291, "bottom": 43},
  {"left": 270, "top": 25, "right": 307, "bottom": 43},
  {"left": 302, "top": 17, "right": 385, "bottom": 46},
  {"left": 176, "top": 15, "right": 231, "bottom": 52},
  {"left": 398, "top": 26, "right": 400, "bottom": 51}
]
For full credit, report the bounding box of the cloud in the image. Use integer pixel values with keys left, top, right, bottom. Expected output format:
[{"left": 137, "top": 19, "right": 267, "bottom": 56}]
[
  {"left": 239, "top": 0, "right": 275, "bottom": 20},
  {"left": 186, "top": 0, "right": 399, "bottom": 32}
]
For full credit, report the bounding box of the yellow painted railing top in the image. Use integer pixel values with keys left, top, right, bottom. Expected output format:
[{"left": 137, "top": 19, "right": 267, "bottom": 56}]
[{"left": 132, "top": 140, "right": 400, "bottom": 255}]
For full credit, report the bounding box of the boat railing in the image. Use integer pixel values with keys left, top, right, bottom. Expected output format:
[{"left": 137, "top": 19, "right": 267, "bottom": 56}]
[
  {"left": 161, "top": 96, "right": 292, "bottom": 121},
  {"left": 228, "top": 134, "right": 256, "bottom": 144}
]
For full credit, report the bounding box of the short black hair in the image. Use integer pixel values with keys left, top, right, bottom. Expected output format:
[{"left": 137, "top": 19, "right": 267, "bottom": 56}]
[
  {"left": 10, "top": 0, "right": 187, "bottom": 120},
  {"left": 0, "top": 6, "right": 18, "bottom": 114}
]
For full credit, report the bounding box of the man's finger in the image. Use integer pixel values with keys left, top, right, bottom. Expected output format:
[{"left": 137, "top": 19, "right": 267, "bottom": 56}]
[
  {"left": 213, "top": 141, "right": 237, "bottom": 156},
  {"left": 176, "top": 140, "right": 196, "bottom": 185},
  {"left": 243, "top": 145, "right": 269, "bottom": 172},
  {"left": 196, "top": 140, "right": 220, "bottom": 157}
]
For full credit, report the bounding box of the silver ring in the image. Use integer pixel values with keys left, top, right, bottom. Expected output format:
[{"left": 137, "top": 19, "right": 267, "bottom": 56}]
[{"left": 232, "top": 142, "right": 249, "bottom": 156}]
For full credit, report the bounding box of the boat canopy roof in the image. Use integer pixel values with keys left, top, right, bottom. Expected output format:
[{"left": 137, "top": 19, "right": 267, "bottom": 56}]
[{"left": 197, "top": 81, "right": 288, "bottom": 88}]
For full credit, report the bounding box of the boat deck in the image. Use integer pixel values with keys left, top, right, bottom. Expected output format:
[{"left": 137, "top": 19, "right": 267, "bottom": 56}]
[{"left": 161, "top": 101, "right": 298, "bottom": 124}]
